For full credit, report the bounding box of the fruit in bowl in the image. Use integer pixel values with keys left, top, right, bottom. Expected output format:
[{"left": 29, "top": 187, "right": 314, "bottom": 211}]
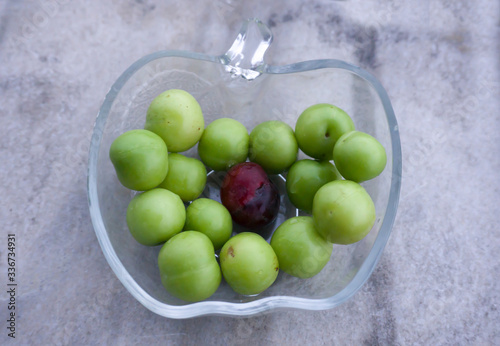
[
  {"left": 158, "top": 153, "right": 207, "bottom": 202},
  {"left": 333, "top": 131, "right": 387, "bottom": 182},
  {"left": 220, "top": 232, "right": 279, "bottom": 295},
  {"left": 248, "top": 120, "right": 298, "bottom": 174},
  {"left": 109, "top": 129, "right": 168, "bottom": 191},
  {"left": 184, "top": 198, "right": 232, "bottom": 251},
  {"left": 285, "top": 159, "right": 342, "bottom": 214},
  {"left": 220, "top": 162, "right": 280, "bottom": 230},
  {"left": 158, "top": 231, "right": 221, "bottom": 302},
  {"left": 271, "top": 216, "right": 333, "bottom": 278},
  {"left": 313, "top": 180, "right": 376, "bottom": 244},
  {"left": 198, "top": 118, "right": 249, "bottom": 171},
  {"left": 114, "top": 94, "right": 382, "bottom": 298},
  {"left": 295, "top": 103, "right": 355, "bottom": 161},
  {"left": 126, "top": 188, "right": 186, "bottom": 246},
  {"left": 145, "top": 89, "right": 204, "bottom": 153},
  {"left": 88, "top": 18, "right": 401, "bottom": 318}
]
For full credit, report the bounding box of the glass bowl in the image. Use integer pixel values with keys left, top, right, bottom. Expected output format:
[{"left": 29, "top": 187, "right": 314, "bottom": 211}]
[{"left": 87, "top": 18, "right": 401, "bottom": 318}]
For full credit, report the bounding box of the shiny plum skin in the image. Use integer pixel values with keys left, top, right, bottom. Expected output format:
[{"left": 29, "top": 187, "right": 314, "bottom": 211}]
[{"left": 220, "top": 162, "right": 280, "bottom": 230}]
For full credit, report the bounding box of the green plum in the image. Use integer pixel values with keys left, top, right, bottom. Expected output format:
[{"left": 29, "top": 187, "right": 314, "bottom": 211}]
[
  {"left": 184, "top": 198, "right": 232, "bottom": 250},
  {"left": 313, "top": 180, "right": 375, "bottom": 244},
  {"left": 126, "top": 188, "right": 186, "bottom": 246},
  {"left": 333, "top": 131, "right": 387, "bottom": 182},
  {"left": 158, "top": 153, "right": 206, "bottom": 202},
  {"left": 286, "top": 159, "right": 342, "bottom": 213},
  {"left": 270, "top": 217, "right": 333, "bottom": 278},
  {"left": 145, "top": 89, "right": 204, "bottom": 152},
  {"left": 220, "top": 232, "right": 279, "bottom": 295},
  {"left": 248, "top": 120, "right": 298, "bottom": 174},
  {"left": 295, "top": 103, "right": 355, "bottom": 160},
  {"left": 198, "top": 118, "right": 249, "bottom": 171},
  {"left": 158, "top": 231, "right": 221, "bottom": 302},
  {"left": 109, "top": 129, "right": 168, "bottom": 191}
]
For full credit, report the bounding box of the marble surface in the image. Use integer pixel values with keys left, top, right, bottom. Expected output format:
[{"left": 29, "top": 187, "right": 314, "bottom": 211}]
[{"left": 1, "top": 0, "right": 499, "bottom": 344}]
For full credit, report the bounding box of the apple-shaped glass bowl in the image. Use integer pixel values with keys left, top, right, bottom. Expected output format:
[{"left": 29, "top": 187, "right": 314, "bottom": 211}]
[{"left": 88, "top": 18, "right": 402, "bottom": 318}]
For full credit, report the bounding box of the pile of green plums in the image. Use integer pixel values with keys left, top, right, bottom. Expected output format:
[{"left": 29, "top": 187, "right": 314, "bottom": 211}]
[{"left": 108, "top": 89, "right": 387, "bottom": 303}]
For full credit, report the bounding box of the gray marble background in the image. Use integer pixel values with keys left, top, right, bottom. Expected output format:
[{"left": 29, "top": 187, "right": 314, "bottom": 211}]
[{"left": 1, "top": 0, "right": 499, "bottom": 344}]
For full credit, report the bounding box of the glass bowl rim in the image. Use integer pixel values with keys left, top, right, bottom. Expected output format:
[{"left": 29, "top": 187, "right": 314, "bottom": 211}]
[{"left": 87, "top": 49, "right": 402, "bottom": 319}]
